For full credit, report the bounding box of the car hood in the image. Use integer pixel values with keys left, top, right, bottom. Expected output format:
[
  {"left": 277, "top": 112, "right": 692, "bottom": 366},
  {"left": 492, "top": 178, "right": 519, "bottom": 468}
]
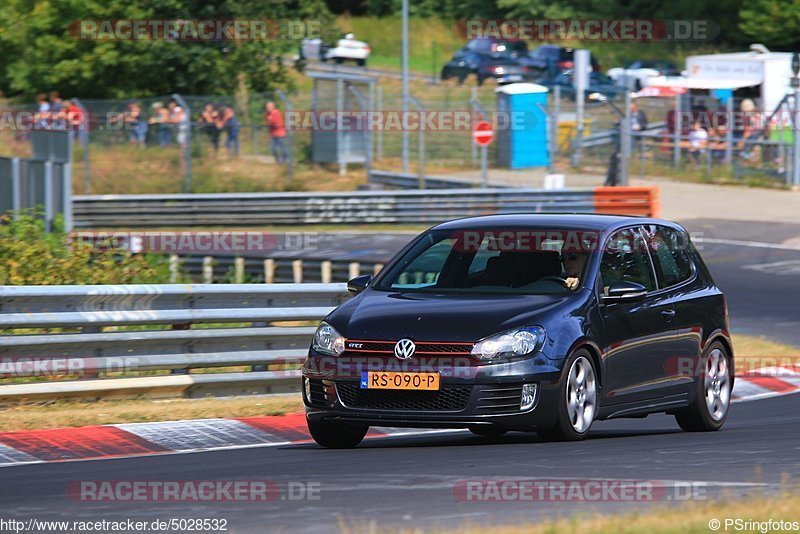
[{"left": 329, "top": 289, "right": 576, "bottom": 343}]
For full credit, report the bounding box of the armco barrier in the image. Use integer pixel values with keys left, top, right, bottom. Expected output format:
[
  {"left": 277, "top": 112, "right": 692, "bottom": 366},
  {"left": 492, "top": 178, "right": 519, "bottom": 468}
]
[
  {"left": 73, "top": 187, "right": 658, "bottom": 228},
  {"left": 0, "top": 284, "right": 349, "bottom": 402}
]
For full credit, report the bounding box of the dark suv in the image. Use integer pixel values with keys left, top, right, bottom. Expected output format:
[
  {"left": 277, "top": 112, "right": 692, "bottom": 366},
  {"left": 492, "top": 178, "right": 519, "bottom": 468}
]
[
  {"left": 529, "top": 45, "right": 601, "bottom": 76},
  {"left": 303, "top": 214, "right": 733, "bottom": 448},
  {"left": 441, "top": 38, "right": 540, "bottom": 85}
]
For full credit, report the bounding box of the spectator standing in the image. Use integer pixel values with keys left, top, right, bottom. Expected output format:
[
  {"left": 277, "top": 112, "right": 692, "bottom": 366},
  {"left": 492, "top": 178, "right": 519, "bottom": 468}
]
[
  {"left": 168, "top": 100, "right": 188, "bottom": 151},
  {"left": 688, "top": 122, "right": 708, "bottom": 164},
  {"left": 149, "top": 102, "right": 171, "bottom": 146},
  {"left": 35, "top": 94, "right": 51, "bottom": 129},
  {"left": 124, "top": 101, "right": 147, "bottom": 148},
  {"left": 198, "top": 103, "right": 221, "bottom": 154},
  {"left": 630, "top": 102, "right": 648, "bottom": 132},
  {"left": 220, "top": 105, "right": 239, "bottom": 156},
  {"left": 265, "top": 101, "right": 287, "bottom": 163},
  {"left": 65, "top": 98, "right": 87, "bottom": 146},
  {"left": 50, "top": 92, "right": 66, "bottom": 130}
]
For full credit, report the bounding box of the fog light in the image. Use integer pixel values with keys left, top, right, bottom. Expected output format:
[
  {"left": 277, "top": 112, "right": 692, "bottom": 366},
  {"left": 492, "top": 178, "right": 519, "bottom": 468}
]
[
  {"left": 304, "top": 377, "right": 311, "bottom": 401},
  {"left": 520, "top": 383, "right": 538, "bottom": 411}
]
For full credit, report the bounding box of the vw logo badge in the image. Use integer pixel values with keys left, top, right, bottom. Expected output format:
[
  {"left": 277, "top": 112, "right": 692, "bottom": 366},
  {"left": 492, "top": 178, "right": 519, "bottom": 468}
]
[{"left": 394, "top": 338, "right": 416, "bottom": 360}]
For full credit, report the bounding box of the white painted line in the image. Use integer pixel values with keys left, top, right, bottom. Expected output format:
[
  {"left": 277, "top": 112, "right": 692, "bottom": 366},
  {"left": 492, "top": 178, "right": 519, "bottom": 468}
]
[{"left": 695, "top": 237, "right": 800, "bottom": 252}]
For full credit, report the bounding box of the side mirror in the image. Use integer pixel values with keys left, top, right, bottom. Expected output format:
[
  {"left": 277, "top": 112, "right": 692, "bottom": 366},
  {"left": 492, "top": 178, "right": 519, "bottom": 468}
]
[
  {"left": 603, "top": 281, "right": 647, "bottom": 302},
  {"left": 347, "top": 275, "right": 372, "bottom": 295}
]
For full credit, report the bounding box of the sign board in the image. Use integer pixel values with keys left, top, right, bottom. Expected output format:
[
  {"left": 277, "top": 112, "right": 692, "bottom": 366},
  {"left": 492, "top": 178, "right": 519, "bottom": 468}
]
[{"left": 472, "top": 121, "right": 494, "bottom": 147}]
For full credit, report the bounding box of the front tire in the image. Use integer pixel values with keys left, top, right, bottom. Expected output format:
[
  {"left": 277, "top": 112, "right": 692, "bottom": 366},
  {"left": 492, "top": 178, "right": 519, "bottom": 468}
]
[
  {"left": 674, "top": 342, "right": 731, "bottom": 432},
  {"left": 538, "top": 349, "right": 598, "bottom": 441},
  {"left": 308, "top": 419, "right": 368, "bottom": 448}
]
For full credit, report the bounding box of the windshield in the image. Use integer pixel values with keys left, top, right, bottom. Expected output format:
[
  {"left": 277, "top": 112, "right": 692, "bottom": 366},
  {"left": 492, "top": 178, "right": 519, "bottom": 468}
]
[{"left": 375, "top": 228, "right": 595, "bottom": 295}]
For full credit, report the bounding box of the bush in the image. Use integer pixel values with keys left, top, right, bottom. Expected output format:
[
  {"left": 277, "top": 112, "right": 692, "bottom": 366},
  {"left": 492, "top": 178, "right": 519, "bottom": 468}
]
[{"left": 0, "top": 214, "right": 172, "bottom": 285}]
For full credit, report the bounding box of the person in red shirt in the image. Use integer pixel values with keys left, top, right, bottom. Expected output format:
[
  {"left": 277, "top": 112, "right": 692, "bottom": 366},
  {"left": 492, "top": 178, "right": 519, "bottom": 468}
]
[{"left": 264, "top": 101, "right": 287, "bottom": 163}]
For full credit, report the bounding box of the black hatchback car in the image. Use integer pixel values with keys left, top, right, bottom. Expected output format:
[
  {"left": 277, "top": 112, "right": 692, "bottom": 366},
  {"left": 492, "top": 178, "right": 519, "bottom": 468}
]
[{"left": 303, "top": 214, "right": 733, "bottom": 448}]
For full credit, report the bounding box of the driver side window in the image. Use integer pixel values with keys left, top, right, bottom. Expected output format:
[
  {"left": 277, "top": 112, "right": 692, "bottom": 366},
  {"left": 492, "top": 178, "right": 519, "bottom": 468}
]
[{"left": 599, "top": 228, "right": 656, "bottom": 294}]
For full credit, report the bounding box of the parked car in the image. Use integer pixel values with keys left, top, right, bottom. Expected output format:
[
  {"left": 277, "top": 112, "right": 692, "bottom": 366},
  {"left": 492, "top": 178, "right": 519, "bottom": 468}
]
[
  {"left": 441, "top": 38, "right": 540, "bottom": 85},
  {"left": 541, "top": 70, "right": 625, "bottom": 101},
  {"left": 528, "top": 45, "right": 601, "bottom": 76},
  {"left": 300, "top": 33, "right": 371, "bottom": 66},
  {"left": 304, "top": 214, "right": 734, "bottom": 448},
  {"left": 607, "top": 60, "right": 681, "bottom": 90}
]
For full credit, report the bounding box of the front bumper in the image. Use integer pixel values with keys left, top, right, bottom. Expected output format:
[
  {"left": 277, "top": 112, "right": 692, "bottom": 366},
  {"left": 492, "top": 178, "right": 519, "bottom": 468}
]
[{"left": 302, "top": 352, "right": 565, "bottom": 431}]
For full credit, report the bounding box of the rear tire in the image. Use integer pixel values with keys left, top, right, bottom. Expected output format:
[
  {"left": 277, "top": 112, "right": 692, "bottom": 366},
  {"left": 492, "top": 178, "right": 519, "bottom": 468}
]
[
  {"left": 308, "top": 419, "right": 368, "bottom": 448},
  {"left": 357, "top": 58, "right": 366, "bottom": 67},
  {"left": 538, "top": 349, "right": 598, "bottom": 441},
  {"left": 468, "top": 425, "right": 507, "bottom": 437},
  {"left": 674, "top": 342, "right": 731, "bottom": 432}
]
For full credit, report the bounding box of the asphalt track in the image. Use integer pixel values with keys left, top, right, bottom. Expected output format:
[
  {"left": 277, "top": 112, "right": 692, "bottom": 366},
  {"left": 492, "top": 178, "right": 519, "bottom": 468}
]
[
  {"left": 1, "top": 218, "right": 799, "bottom": 533},
  {"left": 0, "top": 395, "right": 798, "bottom": 532}
]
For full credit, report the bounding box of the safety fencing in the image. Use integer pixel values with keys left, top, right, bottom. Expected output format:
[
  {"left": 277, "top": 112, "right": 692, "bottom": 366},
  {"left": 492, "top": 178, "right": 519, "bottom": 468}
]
[
  {"left": 72, "top": 186, "right": 659, "bottom": 228},
  {"left": 0, "top": 284, "right": 350, "bottom": 403}
]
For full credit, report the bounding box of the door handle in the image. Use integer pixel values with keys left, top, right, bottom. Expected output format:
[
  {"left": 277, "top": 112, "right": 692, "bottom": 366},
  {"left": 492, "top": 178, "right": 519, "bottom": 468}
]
[{"left": 661, "top": 309, "right": 676, "bottom": 322}]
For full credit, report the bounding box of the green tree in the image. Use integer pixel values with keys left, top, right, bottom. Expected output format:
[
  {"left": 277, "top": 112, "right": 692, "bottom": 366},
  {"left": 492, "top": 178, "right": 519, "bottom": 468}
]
[
  {"left": 740, "top": 0, "right": 800, "bottom": 49},
  {"left": 0, "top": 0, "right": 337, "bottom": 99}
]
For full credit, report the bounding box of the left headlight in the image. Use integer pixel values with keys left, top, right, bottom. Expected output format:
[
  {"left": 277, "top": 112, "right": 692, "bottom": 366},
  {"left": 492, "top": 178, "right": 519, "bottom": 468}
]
[
  {"left": 312, "top": 321, "right": 346, "bottom": 356},
  {"left": 471, "top": 326, "right": 546, "bottom": 362}
]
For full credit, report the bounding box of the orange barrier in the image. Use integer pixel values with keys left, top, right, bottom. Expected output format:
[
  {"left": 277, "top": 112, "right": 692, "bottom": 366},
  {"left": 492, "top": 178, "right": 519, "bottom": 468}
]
[{"left": 593, "top": 186, "right": 660, "bottom": 218}]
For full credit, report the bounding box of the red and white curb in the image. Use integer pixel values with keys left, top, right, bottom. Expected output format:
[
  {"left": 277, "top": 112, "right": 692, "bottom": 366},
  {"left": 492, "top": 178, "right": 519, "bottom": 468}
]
[{"left": 1, "top": 368, "right": 798, "bottom": 468}]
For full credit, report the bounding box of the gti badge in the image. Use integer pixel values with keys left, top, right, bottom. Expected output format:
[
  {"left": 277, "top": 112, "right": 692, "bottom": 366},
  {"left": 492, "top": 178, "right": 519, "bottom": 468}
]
[{"left": 394, "top": 338, "right": 416, "bottom": 360}]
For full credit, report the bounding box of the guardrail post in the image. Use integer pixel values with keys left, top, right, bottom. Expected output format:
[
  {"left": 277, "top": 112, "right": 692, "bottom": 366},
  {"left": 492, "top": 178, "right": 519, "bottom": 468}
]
[
  {"left": 202, "top": 256, "right": 214, "bottom": 283},
  {"left": 321, "top": 260, "right": 333, "bottom": 283},
  {"left": 264, "top": 258, "right": 275, "bottom": 283},
  {"left": 234, "top": 257, "right": 245, "bottom": 283},
  {"left": 11, "top": 158, "right": 21, "bottom": 219},
  {"left": 44, "top": 161, "right": 54, "bottom": 232},
  {"left": 348, "top": 262, "right": 360, "bottom": 279},
  {"left": 373, "top": 263, "right": 384, "bottom": 276},
  {"left": 169, "top": 255, "right": 180, "bottom": 282},
  {"left": 292, "top": 259, "right": 303, "bottom": 283}
]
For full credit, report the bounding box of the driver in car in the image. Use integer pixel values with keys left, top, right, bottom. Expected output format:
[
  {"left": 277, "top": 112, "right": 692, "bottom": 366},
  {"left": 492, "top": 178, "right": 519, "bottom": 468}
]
[{"left": 563, "top": 251, "right": 587, "bottom": 290}]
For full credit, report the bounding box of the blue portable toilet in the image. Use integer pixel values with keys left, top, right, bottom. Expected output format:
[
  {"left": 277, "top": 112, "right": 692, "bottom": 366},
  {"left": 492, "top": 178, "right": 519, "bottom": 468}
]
[{"left": 495, "top": 83, "right": 549, "bottom": 169}]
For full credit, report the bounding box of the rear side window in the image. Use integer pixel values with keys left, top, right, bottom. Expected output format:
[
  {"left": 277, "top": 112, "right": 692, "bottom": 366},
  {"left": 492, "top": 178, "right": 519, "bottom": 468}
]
[
  {"left": 643, "top": 225, "right": 694, "bottom": 288},
  {"left": 599, "top": 228, "right": 656, "bottom": 293}
]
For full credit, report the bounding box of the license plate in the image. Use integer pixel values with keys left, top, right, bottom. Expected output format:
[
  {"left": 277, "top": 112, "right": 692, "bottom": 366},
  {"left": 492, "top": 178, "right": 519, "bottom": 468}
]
[{"left": 360, "top": 371, "right": 440, "bottom": 390}]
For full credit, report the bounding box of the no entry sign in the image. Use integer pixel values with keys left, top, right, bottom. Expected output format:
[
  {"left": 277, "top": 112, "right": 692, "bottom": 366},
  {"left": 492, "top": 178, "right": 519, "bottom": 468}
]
[{"left": 472, "top": 120, "right": 494, "bottom": 147}]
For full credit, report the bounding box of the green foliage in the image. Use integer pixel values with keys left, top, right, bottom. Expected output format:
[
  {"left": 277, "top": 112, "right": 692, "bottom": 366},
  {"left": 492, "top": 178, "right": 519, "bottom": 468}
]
[
  {"left": 739, "top": 0, "right": 800, "bottom": 49},
  {"left": 0, "top": 213, "right": 172, "bottom": 284},
  {"left": 0, "top": 0, "right": 338, "bottom": 99}
]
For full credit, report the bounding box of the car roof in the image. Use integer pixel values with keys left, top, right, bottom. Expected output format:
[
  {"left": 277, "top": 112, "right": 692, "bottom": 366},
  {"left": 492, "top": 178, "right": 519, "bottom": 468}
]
[{"left": 431, "top": 213, "right": 682, "bottom": 232}]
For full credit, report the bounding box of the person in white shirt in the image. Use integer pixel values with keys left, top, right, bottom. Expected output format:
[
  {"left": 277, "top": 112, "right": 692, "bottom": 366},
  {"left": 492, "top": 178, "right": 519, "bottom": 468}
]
[{"left": 688, "top": 122, "right": 708, "bottom": 163}]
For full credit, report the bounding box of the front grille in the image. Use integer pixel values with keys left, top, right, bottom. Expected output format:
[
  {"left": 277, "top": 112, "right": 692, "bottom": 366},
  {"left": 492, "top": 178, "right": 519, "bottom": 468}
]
[
  {"left": 475, "top": 384, "right": 524, "bottom": 413},
  {"left": 335, "top": 383, "right": 472, "bottom": 411},
  {"left": 345, "top": 339, "right": 474, "bottom": 355}
]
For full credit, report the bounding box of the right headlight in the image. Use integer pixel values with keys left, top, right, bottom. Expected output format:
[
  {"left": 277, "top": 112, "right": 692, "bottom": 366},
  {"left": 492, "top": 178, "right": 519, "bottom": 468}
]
[
  {"left": 471, "top": 326, "right": 546, "bottom": 362},
  {"left": 311, "top": 321, "right": 346, "bottom": 356}
]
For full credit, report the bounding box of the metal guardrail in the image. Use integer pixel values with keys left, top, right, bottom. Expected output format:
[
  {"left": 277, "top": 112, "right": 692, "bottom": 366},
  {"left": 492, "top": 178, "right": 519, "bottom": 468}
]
[
  {"left": 367, "top": 170, "right": 506, "bottom": 190},
  {"left": 73, "top": 188, "right": 597, "bottom": 228},
  {"left": 0, "top": 284, "right": 350, "bottom": 402}
]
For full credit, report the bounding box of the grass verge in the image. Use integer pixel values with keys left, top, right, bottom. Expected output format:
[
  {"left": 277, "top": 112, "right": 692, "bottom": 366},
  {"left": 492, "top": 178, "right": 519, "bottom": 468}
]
[
  {"left": 443, "top": 490, "right": 800, "bottom": 534},
  {"left": 0, "top": 333, "right": 795, "bottom": 433}
]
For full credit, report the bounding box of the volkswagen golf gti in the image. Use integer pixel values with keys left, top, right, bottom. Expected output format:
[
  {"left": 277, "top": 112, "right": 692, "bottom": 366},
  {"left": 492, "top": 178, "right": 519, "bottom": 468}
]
[{"left": 302, "top": 214, "right": 733, "bottom": 448}]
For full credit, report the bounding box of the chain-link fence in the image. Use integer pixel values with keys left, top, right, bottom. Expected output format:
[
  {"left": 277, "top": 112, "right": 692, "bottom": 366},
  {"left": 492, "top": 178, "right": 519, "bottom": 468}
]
[{"left": 3, "top": 80, "right": 798, "bottom": 194}]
